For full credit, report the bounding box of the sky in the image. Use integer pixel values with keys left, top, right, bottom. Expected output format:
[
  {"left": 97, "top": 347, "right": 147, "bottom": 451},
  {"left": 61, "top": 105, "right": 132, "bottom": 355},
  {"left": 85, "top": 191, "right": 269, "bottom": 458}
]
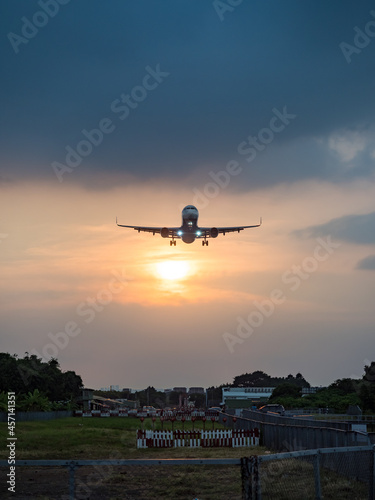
[{"left": 1, "top": 0, "right": 375, "bottom": 391}]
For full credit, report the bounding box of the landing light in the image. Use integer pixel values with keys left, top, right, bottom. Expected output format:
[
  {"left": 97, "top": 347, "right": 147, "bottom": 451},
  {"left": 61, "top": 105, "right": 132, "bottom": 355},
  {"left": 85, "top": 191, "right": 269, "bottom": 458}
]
[
  {"left": 177, "top": 230, "right": 183, "bottom": 236},
  {"left": 196, "top": 231, "right": 201, "bottom": 236}
]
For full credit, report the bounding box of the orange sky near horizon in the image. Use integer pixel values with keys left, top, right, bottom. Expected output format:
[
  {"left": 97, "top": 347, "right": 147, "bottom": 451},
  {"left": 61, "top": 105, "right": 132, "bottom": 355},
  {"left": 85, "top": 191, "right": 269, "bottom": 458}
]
[{"left": 1, "top": 178, "right": 375, "bottom": 388}]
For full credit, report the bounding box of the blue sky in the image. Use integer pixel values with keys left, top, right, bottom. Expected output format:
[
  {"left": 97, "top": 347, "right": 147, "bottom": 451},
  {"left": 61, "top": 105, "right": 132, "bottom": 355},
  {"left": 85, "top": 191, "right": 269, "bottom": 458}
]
[
  {"left": 1, "top": 1, "right": 375, "bottom": 390},
  {"left": 2, "top": 0, "right": 375, "bottom": 186}
]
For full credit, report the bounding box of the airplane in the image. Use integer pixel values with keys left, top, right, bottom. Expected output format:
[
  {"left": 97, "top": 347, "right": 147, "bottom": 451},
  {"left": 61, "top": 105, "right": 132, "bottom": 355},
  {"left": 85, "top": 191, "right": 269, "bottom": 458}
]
[{"left": 116, "top": 205, "right": 261, "bottom": 246}]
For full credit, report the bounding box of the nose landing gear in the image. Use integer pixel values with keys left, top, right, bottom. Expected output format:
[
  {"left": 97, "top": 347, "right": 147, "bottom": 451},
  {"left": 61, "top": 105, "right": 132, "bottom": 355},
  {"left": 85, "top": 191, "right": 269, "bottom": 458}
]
[{"left": 202, "top": 240, "right": 208, "bottom": 246}]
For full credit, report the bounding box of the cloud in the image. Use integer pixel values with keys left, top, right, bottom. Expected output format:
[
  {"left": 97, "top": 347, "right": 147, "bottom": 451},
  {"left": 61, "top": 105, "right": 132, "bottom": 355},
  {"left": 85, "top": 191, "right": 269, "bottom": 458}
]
[
  {"left": 357, "top": 254, "right": 375, "bottom": 270},
  {"left": 328, "top": 130, "right": 366, "bottom": 162},
  {"left": 2, "top": 1, "right": 375, "bottom": 190},
  {"left": 293, "top": 211, "right": 375, "bottom": 245}
]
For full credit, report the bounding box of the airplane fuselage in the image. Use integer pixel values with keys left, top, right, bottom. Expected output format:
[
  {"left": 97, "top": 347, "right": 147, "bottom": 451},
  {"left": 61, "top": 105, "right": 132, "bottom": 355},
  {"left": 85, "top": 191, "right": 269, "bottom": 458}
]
[{"left": 179, "top": 205, "right": 200, "bottom": 243}]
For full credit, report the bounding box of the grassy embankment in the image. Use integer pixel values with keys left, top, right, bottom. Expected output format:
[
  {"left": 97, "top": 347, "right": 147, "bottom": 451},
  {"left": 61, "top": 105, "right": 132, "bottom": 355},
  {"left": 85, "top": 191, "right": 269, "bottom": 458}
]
[{"left": 0, "top": 416, "right": 265, "bottom": 460}]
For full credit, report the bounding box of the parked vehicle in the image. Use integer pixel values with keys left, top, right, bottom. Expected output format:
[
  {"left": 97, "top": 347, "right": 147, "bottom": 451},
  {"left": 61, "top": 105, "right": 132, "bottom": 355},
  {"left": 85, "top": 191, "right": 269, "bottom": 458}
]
[
  {"left": 142, "top": 406, "right": 157, "bottom": 416},
  {"left": 259, "top": 404, "right": 285, "bottom": 416}
]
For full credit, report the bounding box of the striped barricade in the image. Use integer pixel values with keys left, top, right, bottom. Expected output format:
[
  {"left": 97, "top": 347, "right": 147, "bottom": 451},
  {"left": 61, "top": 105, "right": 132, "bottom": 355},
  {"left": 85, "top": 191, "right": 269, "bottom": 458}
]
[
  {"left": 201, "top": 430, "right": 232, "bottom": 447},
  {"left": 232, "top": 429, "right": 260, "bottom": 447},
  {"left": 136, "top": 429, "right": 147, "bottom": 449},
  {"left": 151, "top": 430, "right": 174, "bottom": 448},
  {"left": 137, "top": 428, "right": 260, "bottom": 448},
  {"left": 91, "top": 410, "right": 103, "bottom": 417},
  {"left": 173, "top": 430, "right": 184, "bottom": 447},
  {"left": 188, "top": 430, "right": 201, "bottom": 448}
]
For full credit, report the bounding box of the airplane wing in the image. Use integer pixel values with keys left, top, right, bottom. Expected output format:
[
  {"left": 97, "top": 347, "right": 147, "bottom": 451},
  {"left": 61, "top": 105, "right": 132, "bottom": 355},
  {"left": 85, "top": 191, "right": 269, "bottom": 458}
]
[
  {"left": 199, "top": 218, "right": 262, "bottom": 238},
  {"left": 116, "top": 218, "right": 180, "bottom": 238}
]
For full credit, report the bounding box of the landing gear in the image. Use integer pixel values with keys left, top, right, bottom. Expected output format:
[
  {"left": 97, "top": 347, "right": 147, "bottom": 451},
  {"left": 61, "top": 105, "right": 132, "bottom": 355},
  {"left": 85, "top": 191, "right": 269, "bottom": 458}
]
[
  {"left": 170, "top": 239, "right": 176, "bottom": 246},
  {"left": 202, "top": 240, "right": 208, "bottom": 246}
]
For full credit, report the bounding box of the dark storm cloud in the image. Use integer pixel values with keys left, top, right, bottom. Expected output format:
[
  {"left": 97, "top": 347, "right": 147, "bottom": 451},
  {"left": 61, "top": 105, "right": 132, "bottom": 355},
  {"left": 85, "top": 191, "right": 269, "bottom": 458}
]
[
  {"left": 1, "top": 0, "right": 375, "bottom": 187},
  {"left": 294, "top": 212, "right": 375, "bottom": 245},
  {"left": 357, "top": 254, "right": 375, "bottom": 270}
]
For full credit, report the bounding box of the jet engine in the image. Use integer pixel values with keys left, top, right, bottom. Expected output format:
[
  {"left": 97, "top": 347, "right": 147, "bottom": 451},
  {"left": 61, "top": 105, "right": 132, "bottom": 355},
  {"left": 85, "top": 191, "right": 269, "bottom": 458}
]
[
  {"left": 161, "top": 227, "right": 169, "bottom": 238},
  {"left": 210, "top": 227, "right": 219, "bottom": 238}
]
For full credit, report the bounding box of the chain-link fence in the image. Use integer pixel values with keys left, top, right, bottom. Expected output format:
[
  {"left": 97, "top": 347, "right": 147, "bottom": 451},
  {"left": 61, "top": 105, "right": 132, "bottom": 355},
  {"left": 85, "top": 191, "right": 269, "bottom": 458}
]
[
  {"left": 0, "top": 459, "right": 242, "bottom": 500},
  {"left": 1, "top": 446, "right": 374, "bottom": 499},
  {"left": 241, "top": 445, "right": 375, "bottom": 500},
  {"left": 220, "top": 411, "right": 371, "bottom": 451}
]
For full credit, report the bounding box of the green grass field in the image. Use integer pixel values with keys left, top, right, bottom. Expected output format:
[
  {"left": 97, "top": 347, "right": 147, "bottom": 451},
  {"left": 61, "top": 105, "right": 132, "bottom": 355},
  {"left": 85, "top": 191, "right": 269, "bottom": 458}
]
[
  {"left": 0, "top": 416, "right": 265, "bottom": 460},
  {"left": 0, "top": 417, "right": 260, "bottom": 499}
]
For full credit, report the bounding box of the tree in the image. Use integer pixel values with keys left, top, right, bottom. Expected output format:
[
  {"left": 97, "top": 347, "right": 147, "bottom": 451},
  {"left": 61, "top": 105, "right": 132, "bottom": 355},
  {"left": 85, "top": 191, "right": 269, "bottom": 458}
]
[
  {"left": 363, "top": 362, "right": 375, "bottom": 383},
  {"left": 329, "top": 378, "right": 356, "bottom": 395},
  {"left": 232, "top": 370, "right": 310, "bottom": 388},
  {"left": 0, "top": 392, "right": 8, "bottom": 412},
  {"left": 269, "top": 383, "right": 302, "bottom": 401},
  {"left": 0, "top": 353, "right": 25, "bottom": 393},
  {"left": 233, "top": 370, "right": 271, "bottom": 387},
  {"left": 20, "top": 389, "right": 51, "bottom": 411},
  {"left": 134, "top": 387, "right": 166, "bottom": 408},
  {"left": 166, "top": 391, "right": 181, "bottom": 406},
  {"left": 189, "top": 393, "right": 206, "bottom": 409},
  {"left": 61, "top": 370, "right": 83, "bottom": 400},
  {"left": 359, "top": 384, "right": 375, "bottom": 413},
  {"left": 0, "top": 352, "right": 83, "bottom": 409}
]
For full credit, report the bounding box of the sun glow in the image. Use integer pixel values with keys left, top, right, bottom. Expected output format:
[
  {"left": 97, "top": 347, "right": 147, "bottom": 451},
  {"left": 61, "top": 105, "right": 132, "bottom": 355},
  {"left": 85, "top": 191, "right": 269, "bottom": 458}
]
[{"left": 156, "top": 260, "right": 190, "bottom": 280}]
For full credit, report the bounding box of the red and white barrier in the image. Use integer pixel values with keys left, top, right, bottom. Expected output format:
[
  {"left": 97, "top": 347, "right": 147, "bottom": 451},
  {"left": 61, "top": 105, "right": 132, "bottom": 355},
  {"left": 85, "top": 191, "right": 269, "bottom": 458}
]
[
  {"left": 136, "top": 428, "right": 259, "bottom": 448},
  {"left": 75, "top": 409, "right": 220, "bottom": 419},
  {"left": 232, "top": 429, "right": 259, "bottom": 447},
  {"left": 75, "top": 410, "right": 129, "bottom": 417}
]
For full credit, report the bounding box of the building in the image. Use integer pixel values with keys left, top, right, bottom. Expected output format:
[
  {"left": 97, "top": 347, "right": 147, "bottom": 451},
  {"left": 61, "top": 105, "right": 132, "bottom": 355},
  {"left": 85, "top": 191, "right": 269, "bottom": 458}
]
[
  {"left": 173, "top": 387, "right": 187, "bottom": 393},
  {"left": 77, "top": 388, "right": 94, "bottom": 411},
  {"left": 99, "top": 385, "right": 120, "bottom": 392},
  {"left": 301, "top": 387, "right": 319, "bottom": 395},
  {"left": 188, "top": 387, "right": 205, "bottom": 394},
  {"left": 222, "top": 387, "right": 275, "bottom": 408}
]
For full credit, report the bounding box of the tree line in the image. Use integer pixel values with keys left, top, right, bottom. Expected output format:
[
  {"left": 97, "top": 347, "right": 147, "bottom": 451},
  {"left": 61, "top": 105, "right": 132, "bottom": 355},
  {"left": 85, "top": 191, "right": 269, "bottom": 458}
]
[
  {"left": 1, "top": 352, "right": 374, "bottom": 414},
  {"left": 268, "top": 364, "right": 375, "bottom": 413},
  {"left": 0, "top": 352, "right": 82, "bottom": 411}
]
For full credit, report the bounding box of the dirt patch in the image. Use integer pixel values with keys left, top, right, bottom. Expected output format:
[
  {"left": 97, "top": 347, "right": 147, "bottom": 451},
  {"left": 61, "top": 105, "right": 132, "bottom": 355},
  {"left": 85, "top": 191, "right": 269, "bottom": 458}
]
[{"left": 0, "top": 464, "right": 242, "bottom": 499}]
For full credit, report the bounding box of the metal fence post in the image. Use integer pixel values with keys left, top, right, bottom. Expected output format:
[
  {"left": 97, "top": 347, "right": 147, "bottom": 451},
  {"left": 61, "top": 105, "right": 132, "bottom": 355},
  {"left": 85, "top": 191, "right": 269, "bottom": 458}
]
[
  {"left": 369, "top": 445, "right": 375, "bottom": 500},
  {"left": 241, "top": 456, "right": 259, "bottom": 500},
  {"left": 253, "top": 455, "right": 261, "bottom": 500},
  {"left": 68, "top": 461, "right": 76, "bottom": 499},
  {"left": 313, "top": 450, "right": 322, "bottom": 500},
  {"left": 241, "top": 457, "right": 252, "bottom": 500}
]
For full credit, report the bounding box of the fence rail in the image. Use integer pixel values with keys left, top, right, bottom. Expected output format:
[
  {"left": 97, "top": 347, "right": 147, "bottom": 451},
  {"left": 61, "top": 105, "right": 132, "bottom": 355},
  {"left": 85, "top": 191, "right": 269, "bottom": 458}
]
[
  {"left": 1, "top": 446, "right": 374, "bottom": 499},
  {"left": 242, "top": 445, "right": 375, "bottom": 500},
  {"left": 220, "top": 411, "right": 371, "bottom": 451},
  {"left": 0, "top": 458, "right": 242, "bottom": 499},
  {"left": 242, "top": 409, "right": 351, "bottom": 430}
]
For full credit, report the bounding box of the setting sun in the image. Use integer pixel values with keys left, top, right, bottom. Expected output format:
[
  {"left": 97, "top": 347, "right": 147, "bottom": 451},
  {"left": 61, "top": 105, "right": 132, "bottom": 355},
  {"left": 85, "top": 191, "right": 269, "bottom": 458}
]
[{"left": 156, "top": 260, "right": 190, "bottom": 280}]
